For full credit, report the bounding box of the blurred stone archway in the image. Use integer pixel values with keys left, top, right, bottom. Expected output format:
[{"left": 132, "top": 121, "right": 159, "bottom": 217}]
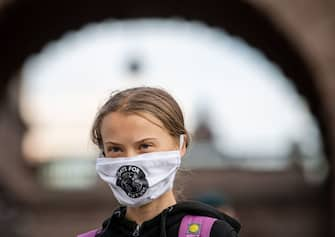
[{"left": 0, "top": 0, "right": 334, "bottom": 236}]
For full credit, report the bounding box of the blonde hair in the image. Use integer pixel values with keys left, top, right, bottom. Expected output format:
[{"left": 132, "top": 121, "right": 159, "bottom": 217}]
[{"left": 91, "top": 87, "right": 190, "bottom": 152}]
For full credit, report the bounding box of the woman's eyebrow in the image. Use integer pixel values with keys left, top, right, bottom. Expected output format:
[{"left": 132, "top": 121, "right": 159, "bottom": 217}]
[
  {"left": 104, "top": 138, "right": 158, "bottom": 145},
  {"left": 135, "top": 138, "right": 158, "bottom": 143},
  {"left": 104, "top": 141, "right": 122, "bottom": 145}
]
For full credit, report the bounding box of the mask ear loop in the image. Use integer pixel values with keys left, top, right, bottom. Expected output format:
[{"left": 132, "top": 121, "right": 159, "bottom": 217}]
[{"left": 179, "top": 134, "right": 185, "bottom": 151}]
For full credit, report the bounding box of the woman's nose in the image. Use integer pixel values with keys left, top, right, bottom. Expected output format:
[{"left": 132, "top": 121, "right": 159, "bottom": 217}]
[{"left": 125, "top": 149, "right": 138, "bottom": 158}]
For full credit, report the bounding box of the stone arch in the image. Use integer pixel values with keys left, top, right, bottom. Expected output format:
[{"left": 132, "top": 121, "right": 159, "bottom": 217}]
[{"left": 0, "top": 0, "right": 333, "bottom": 236}]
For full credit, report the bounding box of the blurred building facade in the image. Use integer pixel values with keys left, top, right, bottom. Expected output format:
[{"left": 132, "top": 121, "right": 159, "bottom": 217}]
[{"left": 0, "top": 1, "right": 335, "bottom": 237}]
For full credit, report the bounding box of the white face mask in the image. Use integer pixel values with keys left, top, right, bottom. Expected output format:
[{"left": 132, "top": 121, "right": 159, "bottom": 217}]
[{"left": 96, "top": 135, "right": 184, "bottom": 207}]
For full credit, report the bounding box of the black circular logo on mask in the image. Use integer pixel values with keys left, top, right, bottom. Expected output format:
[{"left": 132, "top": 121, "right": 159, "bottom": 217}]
[{"left": 116, "top": 165, "right": 149, "bottom": 198}]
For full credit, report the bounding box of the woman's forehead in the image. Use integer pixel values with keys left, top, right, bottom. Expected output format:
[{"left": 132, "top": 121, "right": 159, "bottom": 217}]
[{"left": 101, "top": 111, "right": 167, "bottom": 136}]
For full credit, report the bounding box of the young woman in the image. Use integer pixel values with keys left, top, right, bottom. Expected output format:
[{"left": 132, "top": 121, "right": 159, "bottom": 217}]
[{"left": 78, "top": 87, "right": 241, "bottom": 237}]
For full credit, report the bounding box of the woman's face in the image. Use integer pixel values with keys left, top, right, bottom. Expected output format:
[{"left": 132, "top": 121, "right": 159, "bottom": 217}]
[{"left": 100, "top": 111, "right": 184, "bottom": 158}]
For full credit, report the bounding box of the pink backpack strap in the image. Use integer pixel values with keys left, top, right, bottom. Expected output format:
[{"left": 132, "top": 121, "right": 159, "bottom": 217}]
[
  {"left": 178, "top": 215, "right": 217, "bottom": 237},
  {"left": 77, "top": 229, "right": 99, "bottom": 237}
]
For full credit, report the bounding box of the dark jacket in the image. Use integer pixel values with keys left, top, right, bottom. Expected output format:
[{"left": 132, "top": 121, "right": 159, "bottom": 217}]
[{"left": 95, "top": 201, "right": 241, "bottom": 237}]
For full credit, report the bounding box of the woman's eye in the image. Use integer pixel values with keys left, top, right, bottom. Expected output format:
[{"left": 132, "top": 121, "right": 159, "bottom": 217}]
[
  {"left": 107, "top": 146, "right": 122, "bottom": 153},
  {"left": 139, "top": 143, "right": 152, "bottom": 150}
]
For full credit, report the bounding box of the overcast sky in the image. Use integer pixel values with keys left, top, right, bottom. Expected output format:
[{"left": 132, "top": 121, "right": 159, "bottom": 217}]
[{"left": 20, "top": 19, "right": 322, "bottom": 162}]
